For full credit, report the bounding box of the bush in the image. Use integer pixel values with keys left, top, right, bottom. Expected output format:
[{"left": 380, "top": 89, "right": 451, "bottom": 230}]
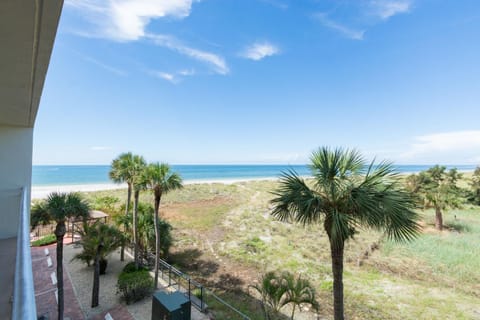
[
  {"left": 31, "top": 234, "right": 56, "bottom": 247},
  {"left": 123, "top": 262, "right": 138, "bottom": 273},
  {"left": 117, "top": 269, "right": 154, "bottom": 304},
  {"left": 122, "top": 261, "right": 148, "bottom": 273}
]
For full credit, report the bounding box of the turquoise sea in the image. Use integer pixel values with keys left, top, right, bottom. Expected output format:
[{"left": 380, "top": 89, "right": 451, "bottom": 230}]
[{"left": 31, "top": 164, "right": 477, "bottom": 186}]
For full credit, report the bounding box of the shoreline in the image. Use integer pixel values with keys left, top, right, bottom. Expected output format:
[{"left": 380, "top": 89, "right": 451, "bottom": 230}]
[
  {"left": 30, "top": 169, "right": 475, "bottom": 200},
  {"left": 30, "top": 177, "right": 284, "bottom": 199}
]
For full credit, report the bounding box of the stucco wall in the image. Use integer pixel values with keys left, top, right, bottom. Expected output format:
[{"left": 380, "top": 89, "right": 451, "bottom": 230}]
[{"left": 0, "top": 125, "right": 33, "bottom": 239}]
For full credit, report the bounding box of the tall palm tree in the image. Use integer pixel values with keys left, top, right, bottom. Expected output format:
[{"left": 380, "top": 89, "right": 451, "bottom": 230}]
[
  {"left": 109, "top": 152, "right": 136, "bottom": 261},
  {"left": 130, "top": 155, "right": 147, "bottom": 268},
  {"left": 144, "top": 162, "right": 183, "bottom": 288},
  {"left": 271, "top": 147, "right": 420, "bottom": 320},
  {"left": 31, "top": 192, "right": 90, "bottom": 320}
]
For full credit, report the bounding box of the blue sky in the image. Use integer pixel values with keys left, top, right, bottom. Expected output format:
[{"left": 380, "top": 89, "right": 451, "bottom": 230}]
[{"left": 33, "top": 0, "right": 480, "bottom": 165}]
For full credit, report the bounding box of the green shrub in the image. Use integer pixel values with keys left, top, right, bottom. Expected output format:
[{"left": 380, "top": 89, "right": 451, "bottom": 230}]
[
  {"left": 123, "top": 262, "right": 138, "bottom": 273},
  {"left": 122, "top": 261, "right": 148, "bottom": 273},
  {"left": 117, "top": 269, "right": 154, "bottom": 304},
  {"left": 245, "top": 236, "right": 266, "bottom": 253},
  {"left": 31, "top": 234, "right": 56, "bottom": 247},
  {"left": 192, "top": 288, "right": 203, "bottom": 299}
]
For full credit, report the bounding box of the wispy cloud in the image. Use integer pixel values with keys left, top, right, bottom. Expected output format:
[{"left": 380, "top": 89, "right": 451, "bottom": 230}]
[
  {"left": 399, "top": 130, "right": 480, "bottom": 163},
  {"left": 149, "top": 71, "right": 178, "bottom": 83},
  {"left": 369, "top": 0, "right": 412, "bottom": 20},
  {"left": 65, "top": 0, "right": 195, "bottom": 41},
  {"left": 241, "top": 42, "right": 280, "bottom": 61},
  {"left": 313, "top": 1, "right": 413, "bottom": 40},
  {"left": 79, "top": 55, "right": 127, "bottom": 76},
  {"left": 148, "top": 34, "right": 229, "bottom": 74},
  {"left": 314, "top": 13, "right": 365, "bottom": 40},
  {"left": 147, "top": 68, "right": 196, "bottom": 83},
  {"left": 65, "top": 0, "right": 228, "bottom": 75}
]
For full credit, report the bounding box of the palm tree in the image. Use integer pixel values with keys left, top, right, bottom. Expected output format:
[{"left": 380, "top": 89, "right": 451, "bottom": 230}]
[
  {"left": 406, "top": 165, "right": 462, "bottom": 230},
  {"left": 130, "top": 155, "right": 147, "bottom": 268},
  {"left": 143, "top": 162, "right": 183, "bottom": 288},
  {"left": 73, "top": 221, "right": 123, "bottom": 307},
  {"left": 31, "top": 192, "right": 90, "bottom": 320},
  {"left": 109, "top": 152, "right": 136, "bottom": 261},
  {"left": 270, "top": 147, "right": 420, "bottom": 320}
]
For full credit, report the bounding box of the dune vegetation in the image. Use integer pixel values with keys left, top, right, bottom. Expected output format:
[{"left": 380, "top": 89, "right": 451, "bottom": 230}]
[{"left": 80, "top": 164, "right": 480, "bottom": 320}]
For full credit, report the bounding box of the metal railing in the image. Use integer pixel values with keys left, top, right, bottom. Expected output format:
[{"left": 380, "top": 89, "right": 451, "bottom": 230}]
[
  {"left": 12, "top": 187, "right": 37, "bottom": 319},
  {"left": 157, "top": 258, "right": 250, "bottom": 319}
]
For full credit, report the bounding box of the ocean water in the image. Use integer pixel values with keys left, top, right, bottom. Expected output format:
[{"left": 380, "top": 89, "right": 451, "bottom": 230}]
[{"left": 31, "top": 164, "right": 477, "bottom": 186}]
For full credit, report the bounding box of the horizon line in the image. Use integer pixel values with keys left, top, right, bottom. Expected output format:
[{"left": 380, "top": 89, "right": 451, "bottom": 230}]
[{"left": 32, "top": 163, "right": 479, "bottom": 166}]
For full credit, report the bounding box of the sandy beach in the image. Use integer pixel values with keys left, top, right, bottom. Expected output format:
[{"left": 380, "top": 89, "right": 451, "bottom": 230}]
[
  {"left": 31, "top": 183, "right": 126, "bottom": 199},
  {"left": 30, "top": 177, "right": 283, "bottom": 200}
]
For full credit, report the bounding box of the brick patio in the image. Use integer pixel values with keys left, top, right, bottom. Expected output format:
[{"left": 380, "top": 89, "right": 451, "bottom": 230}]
[{"left": 32, "top": 243, "right": 133, "bottom": 320}]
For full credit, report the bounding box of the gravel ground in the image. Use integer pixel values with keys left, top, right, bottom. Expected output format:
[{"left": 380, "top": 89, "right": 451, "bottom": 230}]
[
  {"left": 65, "top": 244, "right": 209, "bottom": 320},
  {"left": 64, "top": 244, "right": 130, "bottom": 319}
]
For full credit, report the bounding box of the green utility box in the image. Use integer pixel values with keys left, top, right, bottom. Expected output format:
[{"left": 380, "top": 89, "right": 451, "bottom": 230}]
[{"left": 151, "top": 291, "right": 191, "bottom": 320}]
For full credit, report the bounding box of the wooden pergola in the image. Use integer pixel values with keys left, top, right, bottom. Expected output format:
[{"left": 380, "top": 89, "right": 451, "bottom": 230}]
[{"left": 69, "top": 210, "right": 109, "bottom": 243}]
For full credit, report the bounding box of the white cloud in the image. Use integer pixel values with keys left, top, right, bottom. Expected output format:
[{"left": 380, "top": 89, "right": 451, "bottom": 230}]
[
  {"left": 315, "top": 13, "right": 365, "bottom": 40},
  {"left": 399, "top": 130, "right": 480, "bottom": 164},
  {"left": 65, "top": 1, "right": 229, "bottom": 75},
  {"left": 241, "top": 42, "right": 280, "bottom": 61},
  {"left": 66, "top": 0, "right": 195, "bottom": 41},
  {"left": 150, "top": 71, "right": 178, "bottom": 83},
  {"left": 369, "top": 0, "right": 412, "bottom": 20},
  {"left": 148, "top": 34, "right": 229, "bottom": 74},
  {"left": 147, "top": 68, "right": 196, "bottom": 83}
]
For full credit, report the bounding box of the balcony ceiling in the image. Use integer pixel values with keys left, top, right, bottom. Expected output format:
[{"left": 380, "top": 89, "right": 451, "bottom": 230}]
[{"left": 0, "top": 0, "right": 63, "bottom": 128}]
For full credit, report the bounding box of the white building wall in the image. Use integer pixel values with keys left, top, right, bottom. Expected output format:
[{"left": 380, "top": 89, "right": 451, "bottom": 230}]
[{"left": 0, "top": 125, "right": 33, "bottom": 239}]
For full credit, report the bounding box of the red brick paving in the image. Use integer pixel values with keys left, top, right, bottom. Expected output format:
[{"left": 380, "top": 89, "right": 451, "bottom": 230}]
[
  {"left": 32, "top": 243, "right": 85, "bottom": 320},
  {"left": 32, "top": 243, "right": 133, "bottom": 320}
]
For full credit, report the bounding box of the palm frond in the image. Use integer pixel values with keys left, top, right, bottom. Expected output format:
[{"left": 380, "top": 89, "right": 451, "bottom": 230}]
[{"left": 271, "top": 170, "right": 324, "bottom": 225}]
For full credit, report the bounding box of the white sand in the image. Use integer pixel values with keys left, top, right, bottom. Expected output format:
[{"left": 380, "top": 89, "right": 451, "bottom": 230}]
[
  {"left": 31, "top": 183, "right": 126, "bottom": 199},
  {"left": 31, "top": 177, "right": 283, "bottom": 200}
]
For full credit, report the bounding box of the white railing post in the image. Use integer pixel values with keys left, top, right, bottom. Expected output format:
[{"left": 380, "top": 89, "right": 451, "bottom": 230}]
[{"left": 12, "top": 187, "right": 37, "bottom": 319}]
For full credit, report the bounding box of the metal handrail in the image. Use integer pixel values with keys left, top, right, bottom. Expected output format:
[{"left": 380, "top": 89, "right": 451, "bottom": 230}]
[{"left": 12, "top": 187, "right": 37, "bottom": 319}]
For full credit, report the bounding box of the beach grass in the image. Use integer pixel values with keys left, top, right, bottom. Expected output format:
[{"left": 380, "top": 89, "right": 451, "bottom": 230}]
[{"left": 78, "top": 177, "right": 480, "bottom": 319}]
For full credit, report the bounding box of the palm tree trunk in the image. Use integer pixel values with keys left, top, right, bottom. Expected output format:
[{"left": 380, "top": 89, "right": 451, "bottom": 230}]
[
  {"left": 133, "top": 189, "right": 140, "bottom": 268},
  {"left": 435, "top": 207, "right": 443, "bottom": 231},
  {"left": 54, "top": 222, "right": 66, "bottom": 320},
  {"left": 91, "top": 246, "right": 101, "bottom": 307},
  {"left": 121, "top": 184, "right": 132, "bottom": 261},
  {"left": 330, "top": 240, "right": 345, "bottom": 320},
  {"left": 154, "top": 193, "right": 162, "bottom": 289},
  {"left": 291, "top": 304, "right": 296, "bottom": 319}
]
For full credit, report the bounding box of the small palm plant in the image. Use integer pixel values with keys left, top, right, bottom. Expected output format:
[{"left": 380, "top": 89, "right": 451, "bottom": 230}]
[
  {"left": 73, "top": 221, "right": 123, "bottom": 307},
  {"left": 250, "top": 271, "right": 319, "bottom": 319},
  {"left": 31, "top": 192, "right": 90, "bottom": 320},
  {"left": 283, "top": 273, "right": 319, "bottom": 319},
  {"left": 250, "top": 271, "right": 289, "bottom": 320}
]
